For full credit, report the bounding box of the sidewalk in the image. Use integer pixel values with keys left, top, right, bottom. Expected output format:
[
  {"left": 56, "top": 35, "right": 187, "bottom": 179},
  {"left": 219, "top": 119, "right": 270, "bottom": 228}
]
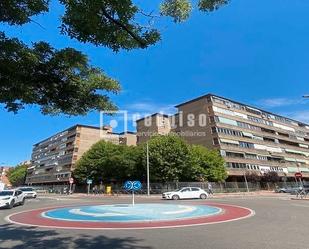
[{"left": 41, "top": 190, "right": 287, "bottom": 199}]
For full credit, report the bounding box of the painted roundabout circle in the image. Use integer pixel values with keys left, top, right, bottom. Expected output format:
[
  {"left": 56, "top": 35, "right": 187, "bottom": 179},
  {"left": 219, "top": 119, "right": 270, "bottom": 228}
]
[{"left": 6, "top": 203, "right": 254, "bottom": 230}]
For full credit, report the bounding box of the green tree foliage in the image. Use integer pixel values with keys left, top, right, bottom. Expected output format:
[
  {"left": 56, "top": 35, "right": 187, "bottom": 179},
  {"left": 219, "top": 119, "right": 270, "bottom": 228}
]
[
  {"left": 60, "top": 0, "right": 160, "bottom": 51},
  {"left": 0, "top": 0, "right": 229, "bottom": 114},
  {"left": 141, "top": 135, "right": 190, "bottom": 183},
  {"left": 261, "top": 171, "right": 280, "bottom": 183},
  {"left": 74, "top": 141, "right": 141, "bottom": 183},
  {"left": 7, "top": 164, "right": 27, "bottom": 186},
  {"left": 186, "top": 145, "right": 227, "bottom": 182},
  {"left": 0, "top": 33, "right": 120, "bottom": 115},
  {"left": 0, "top": 0, "right": 49, "bottom": 25},
  {"left": 245, "top": 171, "right": 261, "bottom": 183},
  {"left": 160, "top": 0, "right": 192, "bottom": 23},
  {"left": 74, "top": 135, "right": 227, "bottom": 184}
]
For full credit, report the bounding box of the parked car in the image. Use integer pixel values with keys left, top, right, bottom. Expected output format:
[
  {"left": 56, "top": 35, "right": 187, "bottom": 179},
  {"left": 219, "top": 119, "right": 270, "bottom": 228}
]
[
  {"left": 18, "top": 187, "right": 37, "bottom": 198},
  {"left": 162, "top": 187, "right": 209, "bottom": 200},
  {"left": 0, "top": 189, "right": 26, "bottom": 209},
  {"left": 276, "top": 187, "right": 299, "bottom": 194}
]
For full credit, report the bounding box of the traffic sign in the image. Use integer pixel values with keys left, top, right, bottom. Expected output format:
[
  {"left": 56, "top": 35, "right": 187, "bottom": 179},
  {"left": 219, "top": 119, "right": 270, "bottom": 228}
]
[
  {"left": 295, "top": 172, "right": 302, "bottom": 178},
  {"left": 124, "top": 181, "right": 141, "bottom": 191},
  {"left": 123, "top": 180, "right": 142, "bottom": 206},
  {"left": 87, "top": 179, "right": 93, "bottom": 185},
  {"left": 69, "top": 178, "right": 74, "bottom": 184},
  {"left": 124, "top": 181, "right": 133, "bottom": 190},
  {"left": 132, "top": 181, "right": 142, "bottom": 191}
]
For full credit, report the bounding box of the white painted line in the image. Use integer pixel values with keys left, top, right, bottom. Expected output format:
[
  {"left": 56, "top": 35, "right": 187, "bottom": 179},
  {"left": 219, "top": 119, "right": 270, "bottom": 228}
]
[{"left": 292, "top": 204, "right": 309, "bottom": 208}]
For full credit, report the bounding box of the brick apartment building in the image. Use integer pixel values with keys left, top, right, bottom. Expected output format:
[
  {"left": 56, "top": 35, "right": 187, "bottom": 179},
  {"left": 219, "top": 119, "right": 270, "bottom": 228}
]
[
  {"left": 137, "top": 94, "right": 309, "bottom": 181},
  {"left": 25, "top": 125, "right": 136, "bottom": 185}
]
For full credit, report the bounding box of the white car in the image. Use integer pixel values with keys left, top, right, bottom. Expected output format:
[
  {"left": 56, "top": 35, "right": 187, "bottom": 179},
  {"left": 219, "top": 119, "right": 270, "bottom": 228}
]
[
  {"left": 18, "top": 187, "right": 37, "bottom": 198},
  {"left": 0, "top": 189, "right": 26, "bottom": 209},
  {"left": 162, "top": 187, "right": 209, "bottom": 200}
]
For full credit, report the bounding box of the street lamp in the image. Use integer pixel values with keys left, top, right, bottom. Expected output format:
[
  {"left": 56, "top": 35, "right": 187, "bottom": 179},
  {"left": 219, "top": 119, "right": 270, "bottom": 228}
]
[{"left": 146, "top": 142, "right": 150, "bottom": 196}]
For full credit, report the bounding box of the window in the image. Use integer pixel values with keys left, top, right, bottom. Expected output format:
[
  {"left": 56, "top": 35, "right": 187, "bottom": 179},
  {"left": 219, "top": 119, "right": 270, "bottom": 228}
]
[
  {"left": 248, "top": 115, "right": 273, "bottom": 126},
  {"left": 181, "top": 188, "right": 191, "bottom": 192},
  {"left": 237, "top": 121, "right": 261, "bottom": 131},
  {"left": 217, "top": 127, "right": 242, "bottom": 137},
  {"left": 263, "top": 137, "right": 276, "bottom": 143},
  {"left": 209, "top": 116, "right": 216, "bottom": 123},
  {"left": 226, "top": 152, "right": 245, "bottom": 158},
  {"left": 213, "top": 138, "right": 219, "bottom": 145},
  {"left": 239, "top": 142, "right": 254, "bottom": 149},
  {"left": 211, "top": 127, "right": 217, "bottom": 134},
  {"left": 257, "top": 155, "right": 268, "bottom": 161},
  {"left": 191, "top": 188, "right": 200, "bottom": 191},
  {"left": 245, "top": 153, "right": 257, "bottom": 159}
]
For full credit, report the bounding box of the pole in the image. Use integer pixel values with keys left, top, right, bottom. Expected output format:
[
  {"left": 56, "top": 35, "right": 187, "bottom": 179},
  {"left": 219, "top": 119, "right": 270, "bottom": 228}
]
[
  {"left": 132, "top": 191, "right": 135, "bottom": 206},
  {"left": 146, "top": 142, "right": 150, "bottom": 196},
  {"left": 87, "top": 183, "right": 90, "bottom": 195},
  {"left": 244, "top": 172, "right": 249, "bottom": 192}
]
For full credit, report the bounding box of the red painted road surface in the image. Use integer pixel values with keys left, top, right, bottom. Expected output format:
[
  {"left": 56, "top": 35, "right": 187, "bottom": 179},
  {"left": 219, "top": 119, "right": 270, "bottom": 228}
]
[{"left": 7, "top": 203, "right": 254, "bottom": 230}]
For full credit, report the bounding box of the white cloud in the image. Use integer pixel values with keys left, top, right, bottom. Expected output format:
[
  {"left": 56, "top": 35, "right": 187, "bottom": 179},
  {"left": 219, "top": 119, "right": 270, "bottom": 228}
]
[
  {"left": 285, "top": 110, "right": 309, "bottom": 124},
  {"left": 257, "top": 98, "right": 305, "bottom": 108},
  {"left": 125, "top": 101, "right": 176, "bottom": 115}
]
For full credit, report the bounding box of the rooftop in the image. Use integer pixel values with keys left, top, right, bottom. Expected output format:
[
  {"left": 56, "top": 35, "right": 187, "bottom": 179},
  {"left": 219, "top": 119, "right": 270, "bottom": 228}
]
[{"left": 175, "top": 93, "right": 309, "bottom": 126}]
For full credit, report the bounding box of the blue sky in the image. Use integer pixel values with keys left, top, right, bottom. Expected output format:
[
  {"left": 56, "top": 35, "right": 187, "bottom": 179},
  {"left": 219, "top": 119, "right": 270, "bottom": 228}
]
[{"left": 1, "top": 0, "right": 309, "bottom": 165}]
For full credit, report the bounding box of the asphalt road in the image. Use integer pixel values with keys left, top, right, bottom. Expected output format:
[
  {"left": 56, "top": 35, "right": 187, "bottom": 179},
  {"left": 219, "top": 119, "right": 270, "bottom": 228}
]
[{"left": 0, "top": 195, "right": 308, "bottom": 249}]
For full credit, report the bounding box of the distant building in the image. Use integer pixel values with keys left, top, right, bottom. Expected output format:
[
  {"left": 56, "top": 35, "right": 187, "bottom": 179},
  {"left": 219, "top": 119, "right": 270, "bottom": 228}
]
[
  {"left": 136, "top": 113, "right": 171, "bottom": 144},
  {"left": 25, "top": 124, "right": 136, "bottom": 185},
  {"left": 136, "top": 94, "right": 309, "bottom": 181},
  {"left": 0, "top": 166, "right": 12, "bottom": 187}
]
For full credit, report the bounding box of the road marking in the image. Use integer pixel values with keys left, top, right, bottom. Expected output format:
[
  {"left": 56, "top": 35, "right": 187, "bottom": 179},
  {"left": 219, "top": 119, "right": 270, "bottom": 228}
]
[
  {"left": 69, "top": 209, "right": 126, "bottom": 217},
  {"left": 292, "top": 204, "right": 309, "bottom": 208},
  {"left": 163, "top": 205, "right": 196, "bottom": 214},
  {"left": 5, "top": 203, "right": 255, "bottom": 230}
]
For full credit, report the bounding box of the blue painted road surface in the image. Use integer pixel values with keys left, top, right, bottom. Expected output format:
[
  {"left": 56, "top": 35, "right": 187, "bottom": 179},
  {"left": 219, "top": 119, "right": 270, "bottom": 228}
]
[{"left": 43, "top": 204, "right": 221, "bottom": 223}]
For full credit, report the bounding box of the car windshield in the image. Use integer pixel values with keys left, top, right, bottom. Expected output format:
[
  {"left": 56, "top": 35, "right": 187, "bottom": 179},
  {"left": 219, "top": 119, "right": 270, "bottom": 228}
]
[
  {"left": 20, "top": 188, "right": 33, "bottom": 191},
  {"left": 0, "top": 191, "right": 13, "bottom": 196}
]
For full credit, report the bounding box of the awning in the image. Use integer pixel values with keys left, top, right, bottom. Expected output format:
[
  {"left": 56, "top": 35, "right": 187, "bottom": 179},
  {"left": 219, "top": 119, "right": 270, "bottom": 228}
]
[
  {"left": 285, "top": 149, "right": 305, "bottom": 155},
  {"left": 242, "top": 132, "right": 253, "bottom": 138},
  {"left": 220, "top": 139, "right": 239, "bottom": 145}
]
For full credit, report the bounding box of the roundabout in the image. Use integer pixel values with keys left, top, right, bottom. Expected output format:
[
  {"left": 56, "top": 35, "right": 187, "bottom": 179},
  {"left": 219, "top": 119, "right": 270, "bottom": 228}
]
[{"left": 6, "top": 202, "right": 254, "bottom": 230}]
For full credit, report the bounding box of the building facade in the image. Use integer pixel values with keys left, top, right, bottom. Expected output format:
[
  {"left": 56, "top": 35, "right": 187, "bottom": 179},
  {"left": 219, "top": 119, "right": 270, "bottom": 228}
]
[
  {"left": 137, "top": 94, "right": 309, "bottom": 180},
  {"left": 0, "top": 166, "right": 12, "bottom": 187},
  {"left": 26, "top": 125, "right": 136, "bottom": 185}
]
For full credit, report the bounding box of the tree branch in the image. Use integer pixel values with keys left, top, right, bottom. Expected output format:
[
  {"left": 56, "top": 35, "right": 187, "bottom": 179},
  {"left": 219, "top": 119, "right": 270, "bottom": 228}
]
[
  {"left": 30, "top": 19, "right": 46, "bottom": 30},
  {"left": 101, "top": 9, "right": 147, "bottom": 48}
]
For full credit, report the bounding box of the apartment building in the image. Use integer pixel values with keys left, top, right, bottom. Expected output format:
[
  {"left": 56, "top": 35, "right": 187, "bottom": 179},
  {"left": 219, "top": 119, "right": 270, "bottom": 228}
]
[
  {"left": 136, "top": 113, "right": 171, "bottom": 144},
  {"left": 137, "top": 94, "right": 309, "bottom": 180},
  {"left": 26, "top": 125, "right": 136, "bottom": 185}
]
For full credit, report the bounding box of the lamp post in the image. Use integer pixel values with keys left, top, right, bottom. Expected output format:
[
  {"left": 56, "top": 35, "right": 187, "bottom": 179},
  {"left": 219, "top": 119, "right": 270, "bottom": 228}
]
[
  {"left": 243, "top": 171, "right": 249, "bottom": 192},
  {"left": 146, "top": 142, "right": 150, "bottom": 196}
]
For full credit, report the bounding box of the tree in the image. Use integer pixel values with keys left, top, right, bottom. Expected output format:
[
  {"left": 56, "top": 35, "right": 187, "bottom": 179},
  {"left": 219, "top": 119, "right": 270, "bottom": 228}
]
[
  {"left": 74, "top": 141, "right": 140, "bottom": 183},
  {"left": 141, "top": 135, "right": 190, "bottom": 183},
  {"left": 0, "top": 0, "right": 229, "bottom": 115},
  {"left": 261, "top": 171, "right": 280, "bottom": 183},
  {"left": 0, "top": 33, "right": 120, "bottom": 115},
  {"left": 7, "top": 164, "right": 27, "bottom": 186},
  {"left": 245, "top": 171, "right": 261, "bottom": 183},
  {"left": 186, "top": 145, "right": 227, "bottom": 182}
]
